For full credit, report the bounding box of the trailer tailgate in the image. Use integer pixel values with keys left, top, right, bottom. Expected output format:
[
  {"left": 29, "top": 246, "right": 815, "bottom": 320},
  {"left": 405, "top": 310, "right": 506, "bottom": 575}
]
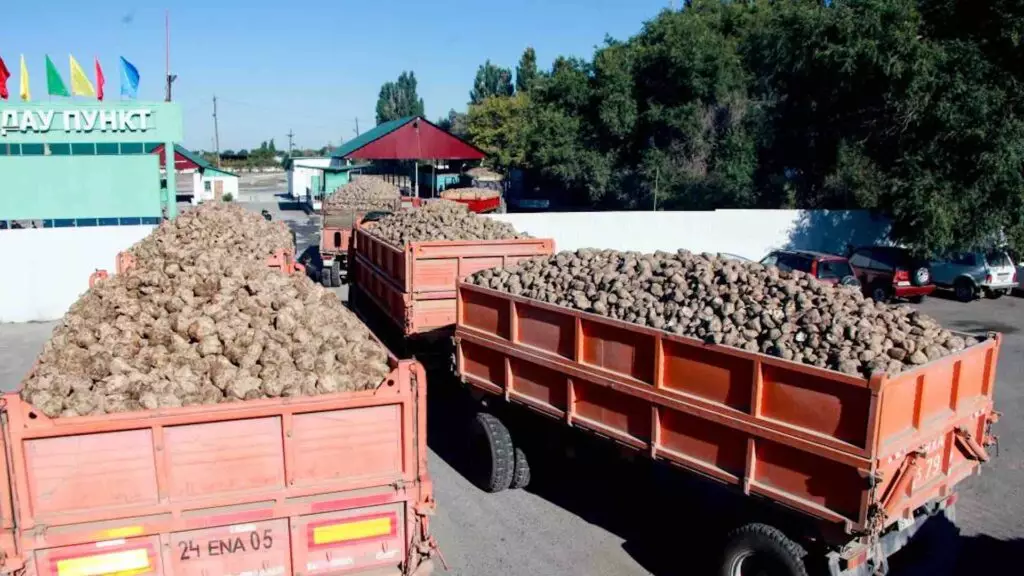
[{"left": 1, "top": 360, "right": 435, "bottom": 575}]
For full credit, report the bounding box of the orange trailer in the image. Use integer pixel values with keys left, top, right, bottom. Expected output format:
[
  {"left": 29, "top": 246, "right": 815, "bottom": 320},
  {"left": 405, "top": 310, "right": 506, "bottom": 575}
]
[
  {"left": 347, "top": 220, "right": 553, "bottom": 341},
  {"left": 454, "top": 282, "right": 1000, "bottom": 576},
  {"left": 319, "top": 200, "right": 404, "bottom": 288},
  {"left": 0, "top": 358, "right": 439, "bottom": 576}
]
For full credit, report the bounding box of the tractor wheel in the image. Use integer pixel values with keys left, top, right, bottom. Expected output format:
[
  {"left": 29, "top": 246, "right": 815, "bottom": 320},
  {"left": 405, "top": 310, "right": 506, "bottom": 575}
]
[{"left": 470, "top": 412, "right": 515, "bottom": 493}]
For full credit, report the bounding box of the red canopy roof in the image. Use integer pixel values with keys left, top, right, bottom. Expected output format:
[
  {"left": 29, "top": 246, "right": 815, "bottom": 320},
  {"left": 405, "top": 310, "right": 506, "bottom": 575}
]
[
  {"left": 150, "top": 143, "right": 203, "bottom": 171},
  {"left": 337, "top": 117, "right": 485, "bottom": 161}
]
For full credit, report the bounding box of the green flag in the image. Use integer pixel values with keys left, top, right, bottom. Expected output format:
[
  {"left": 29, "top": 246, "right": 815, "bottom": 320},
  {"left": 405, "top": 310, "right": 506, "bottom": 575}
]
[{"left": 45, "top": 55, "right": 69, "bottom": 97}]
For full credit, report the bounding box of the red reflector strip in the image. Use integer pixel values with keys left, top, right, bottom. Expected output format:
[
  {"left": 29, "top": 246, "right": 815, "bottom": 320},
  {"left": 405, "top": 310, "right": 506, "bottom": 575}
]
[{"left": 307, "top": 512, "right": 397, "bottom": 549}]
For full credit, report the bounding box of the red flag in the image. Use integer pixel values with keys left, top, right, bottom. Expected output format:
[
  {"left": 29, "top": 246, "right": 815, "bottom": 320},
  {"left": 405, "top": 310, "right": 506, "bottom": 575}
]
[
  {"left": 0, "top": 56, "right": 10, "bottom": 100},
  {"left": 95, "top": 57, "right": 105, "bottom": 101}
]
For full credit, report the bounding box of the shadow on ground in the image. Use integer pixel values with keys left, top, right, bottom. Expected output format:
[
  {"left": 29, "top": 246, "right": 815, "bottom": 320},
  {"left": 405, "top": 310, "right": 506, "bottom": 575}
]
[
  {"left": 922, "top": 291, "right": 1021, "bottom": 334},
  {"left": 423, "top": 386, "right": 731, "bottom": 576},
  {"left": 424, "top": 380, "right": 1018, "bottom": 576}
]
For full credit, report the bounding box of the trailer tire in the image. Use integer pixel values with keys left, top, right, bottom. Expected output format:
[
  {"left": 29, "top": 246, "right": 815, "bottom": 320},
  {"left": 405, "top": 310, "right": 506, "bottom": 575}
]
[
  {"left": 510, "top": 446, "right": 531, "bottom": 489},
  {"left": 330, "top": 260, "right": 341, "bottom": 287},
  {"left": 471, "top": 412, "right": 515, "bottom": 493},
  {"left": 719, "top": 523, "right": 808, "bottom": 576}
]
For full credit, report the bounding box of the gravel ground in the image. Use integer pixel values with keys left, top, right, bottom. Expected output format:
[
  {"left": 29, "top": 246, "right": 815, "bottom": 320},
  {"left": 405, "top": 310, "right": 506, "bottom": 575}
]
[{"left": 3, "top": 195, "right": 1020, "bottom": 575}]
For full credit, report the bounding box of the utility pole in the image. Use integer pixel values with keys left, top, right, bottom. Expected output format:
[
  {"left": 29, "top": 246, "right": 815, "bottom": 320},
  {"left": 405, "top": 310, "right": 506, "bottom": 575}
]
[
  {"left": 212, "top": 95, "right": 221, "bottom": 168},
  {"left": 354, "top": 118, "right": 360, "bottom": 136},
  {"left": 164, "top": 11, "right": 178, "bottom": 101},
  {"left": 286, "top": 130, "right": 295, "bottom": 154}
]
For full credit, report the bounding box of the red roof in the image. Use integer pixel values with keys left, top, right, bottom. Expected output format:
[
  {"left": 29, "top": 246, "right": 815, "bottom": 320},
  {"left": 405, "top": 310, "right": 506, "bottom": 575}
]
[
  {"left": 150, "top": 143, "right": 202, "bottom": 172},
  {"left": 339, "top": 117, "right": 485, "bottom": 161}
]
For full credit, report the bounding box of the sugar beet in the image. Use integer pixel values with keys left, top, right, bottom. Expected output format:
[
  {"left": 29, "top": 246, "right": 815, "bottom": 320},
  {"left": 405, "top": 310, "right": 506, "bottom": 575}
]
[
  {"left": 366, "top": 201, "right": 526, "bottom": 246},
  {"left": 467, "top": 249, "right": 976, "bottom": 377},
  {"left": 21, "top": 205, "right": 389, "bottom": 418}
]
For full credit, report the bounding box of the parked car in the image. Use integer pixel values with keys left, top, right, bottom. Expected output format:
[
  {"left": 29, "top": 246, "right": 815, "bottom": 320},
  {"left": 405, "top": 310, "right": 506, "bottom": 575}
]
[
  {"left": 718, "top": 252, "right": 751, "bottom": 262},
  {"left": 759, "top": 250, "right": 861, "bottom": 287},
  {"left": 847, "top": 246, "right": 935, "bottom": 303},
  {"left": 930, "top": 249, "right": 1018, "bottom": 302}
]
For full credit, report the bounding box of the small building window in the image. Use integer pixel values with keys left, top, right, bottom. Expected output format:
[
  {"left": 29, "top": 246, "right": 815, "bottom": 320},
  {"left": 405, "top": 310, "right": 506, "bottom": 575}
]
[
  {"left": 48, "top": 143, "right": 71, "bottom": 156},
  {"left": 204, "top": 181, "right": 212, "bottom": 192},
  {"left": 120, "top": 143, "right": 143, "bottom": 154}
]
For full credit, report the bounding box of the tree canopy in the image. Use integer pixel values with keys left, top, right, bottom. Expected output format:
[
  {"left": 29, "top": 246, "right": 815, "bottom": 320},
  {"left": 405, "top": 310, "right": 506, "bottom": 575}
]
[
  {"left": 516, "top": 47, "right": 539, "bottom": 93},
  {"left": 470, "top": 60, "right": 515, "bottom": 105},
  {"left": 456, "top": 0, "right": 1024, "bottom": 254},
  {"left": 376, "top": 71, "right": 425, "bottom": 124}
]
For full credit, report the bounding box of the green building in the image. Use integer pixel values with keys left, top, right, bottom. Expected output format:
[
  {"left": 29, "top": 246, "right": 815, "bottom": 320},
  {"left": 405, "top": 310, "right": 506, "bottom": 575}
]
[{"left": 0, "top": 101, "right": 184, "bottom": 322}]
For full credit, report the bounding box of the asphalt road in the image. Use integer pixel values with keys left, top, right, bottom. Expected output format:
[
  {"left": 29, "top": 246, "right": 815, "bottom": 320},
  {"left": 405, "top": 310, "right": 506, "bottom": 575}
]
[{"left": 1, "top": 195, "right": 1020, "bottom": 575}]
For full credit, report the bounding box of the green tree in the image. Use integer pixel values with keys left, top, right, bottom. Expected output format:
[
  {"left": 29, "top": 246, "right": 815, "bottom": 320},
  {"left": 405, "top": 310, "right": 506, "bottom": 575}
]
[
  {"left": 470, "top": 60, "right": 514, "bottom": 105},
  {"left": 376, "top": 71, "right": 426, "bottom": 124},
  {"left": 466, "top": 94, "right": 530, "bottom": 170},
  {"left": 516, "top": 47, "right": 539, "bottom": 92},
  {"left": 453, "top": 0, "right": 1024, "bottom": 253},
  {"left": 437, "top": 109, "right": 469, "bottom": 138}
]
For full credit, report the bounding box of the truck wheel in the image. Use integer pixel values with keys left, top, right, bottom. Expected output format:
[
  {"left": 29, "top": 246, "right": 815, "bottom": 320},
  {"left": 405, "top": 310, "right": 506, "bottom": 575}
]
[
  {"left": 720, "top": 523, "right": 808, "bottom": 576},
  {"left": 330, "top": 260, "right": 341, "bottom": 287},
  {"left": 986, "top": 289, "right": 1005, "bottom": 300},
  {"left": 510, "top": 446, "right": 531, "bottom": 489},
  {"left": 471, "top": 412, "right": 514, "bottom": 493},
  {"left": 955, "top": 279, "right": 975, "bottom": 302},
  {"left": 870, "top": 285, "right": 891, "bottom": 303}
]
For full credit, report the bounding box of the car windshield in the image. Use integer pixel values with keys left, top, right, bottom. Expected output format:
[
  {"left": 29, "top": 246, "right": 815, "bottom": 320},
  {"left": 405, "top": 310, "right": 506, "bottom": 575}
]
[
  {"left": 817, "top": 260, "right": 853, "bottom": 280},
  {"left": 986, "top": 250, "right": 1012, "bottom": 267}
]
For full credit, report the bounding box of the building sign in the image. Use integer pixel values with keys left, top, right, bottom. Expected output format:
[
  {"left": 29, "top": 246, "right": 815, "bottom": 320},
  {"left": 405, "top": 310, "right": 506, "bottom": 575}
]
[
  {"left": 1, "top": 108, "right": 153, "bottom": 137},
  {"left": 0, "top": 102, "right": 181, "bottom": 144}
]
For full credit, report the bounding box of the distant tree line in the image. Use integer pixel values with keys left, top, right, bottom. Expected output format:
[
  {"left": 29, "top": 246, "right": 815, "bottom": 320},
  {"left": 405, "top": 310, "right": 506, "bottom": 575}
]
[{"left": 446, "top": 0, "right": 1024, "bottom": 255}]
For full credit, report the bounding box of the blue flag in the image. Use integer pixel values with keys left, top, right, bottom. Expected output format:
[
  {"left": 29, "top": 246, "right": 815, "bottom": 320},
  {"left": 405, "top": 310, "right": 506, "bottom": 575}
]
[{"left": 119, "top": 56, "right": 140, "bottom": 99}]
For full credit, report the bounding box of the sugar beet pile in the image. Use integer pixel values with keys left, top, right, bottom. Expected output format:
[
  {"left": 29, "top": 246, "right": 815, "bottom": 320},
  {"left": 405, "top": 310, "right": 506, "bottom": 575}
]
[
  {"left": 366, "top": 200, "right": 526, "bottom": 245},
  {"left": 467, "top": 249, "right": 976, "bottom": 377},
  {"left": 440, "top": 188, "right": 500, "bottom": 200},
  {"left": 21, "top": 204, "right": 390, "bottom": 418},
  {"left": 323, "top": 176, "right": 401, "bottom": 214},
  {"left": 130, "top": 203, "right": 294, "bottom": 267}
]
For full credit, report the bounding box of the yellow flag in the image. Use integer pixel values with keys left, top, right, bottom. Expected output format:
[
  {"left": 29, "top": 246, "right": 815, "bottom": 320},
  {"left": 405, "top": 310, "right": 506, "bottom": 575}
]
[
  {"left": 69, "top": 54, "right": 95, "bottom": 97},
  {"left": 19, "top": 55, "right": 29, "bottom": 101}
]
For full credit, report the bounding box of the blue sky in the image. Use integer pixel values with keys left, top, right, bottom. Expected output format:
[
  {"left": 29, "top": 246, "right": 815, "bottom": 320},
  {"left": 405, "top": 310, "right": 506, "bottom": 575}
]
[{"left": 3, "top": 0, "right": 670, "bottom": 150}]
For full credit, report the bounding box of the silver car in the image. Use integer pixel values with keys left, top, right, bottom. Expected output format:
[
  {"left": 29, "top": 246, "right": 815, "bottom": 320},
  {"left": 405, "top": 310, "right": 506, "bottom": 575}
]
[{"left": 930, "top": 249, "right": 1018, "bottom": 302}]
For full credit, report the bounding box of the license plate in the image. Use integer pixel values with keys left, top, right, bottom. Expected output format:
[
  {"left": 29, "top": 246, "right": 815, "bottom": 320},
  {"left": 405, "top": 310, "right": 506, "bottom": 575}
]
[
  {"left": 172, "top": 518, "right": 288, "bottom": 576},
  {"left": 999, "top": 273, "right": 1010, "bottom": 280},
  {"left": 897, "top": 281, "right": 911, "bottom": 287}
]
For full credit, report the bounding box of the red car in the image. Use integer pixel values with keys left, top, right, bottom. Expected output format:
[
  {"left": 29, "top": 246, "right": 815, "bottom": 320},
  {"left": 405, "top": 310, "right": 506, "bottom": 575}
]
[
  {"left": 759, "top": 250, "right": 861, "bottom": 286},
  {"left": 848, "top": 246, "right": 936, "bottom": 303}
]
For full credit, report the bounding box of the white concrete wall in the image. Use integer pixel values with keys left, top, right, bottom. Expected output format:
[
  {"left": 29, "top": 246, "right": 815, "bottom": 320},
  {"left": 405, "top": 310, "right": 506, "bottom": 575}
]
[
  {"left": 489, "top": 210, "right": 892, "bottom": 261},
  {"left": 191, "top": 171, "right": 204, "bottom": 204},
  {"left": 0, "top": 226, "right": 156, "bottom": 322}
]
